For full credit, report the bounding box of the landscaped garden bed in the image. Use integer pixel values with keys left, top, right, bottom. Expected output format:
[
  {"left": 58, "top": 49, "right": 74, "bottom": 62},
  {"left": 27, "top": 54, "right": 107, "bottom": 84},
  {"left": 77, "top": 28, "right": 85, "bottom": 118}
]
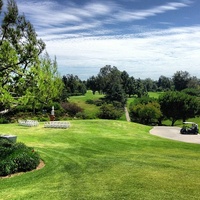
[{"left": 0, "top": 138, "right": 40, "bottom": 176}]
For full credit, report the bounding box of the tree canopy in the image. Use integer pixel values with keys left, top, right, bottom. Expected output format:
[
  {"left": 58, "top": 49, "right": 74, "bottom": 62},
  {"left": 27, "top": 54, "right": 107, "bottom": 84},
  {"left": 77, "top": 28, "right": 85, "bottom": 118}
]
[
  {"left": 159, "top": 91, "right": 200, "bottom": 126},
  {"left": 0, "top": 0, "right": 65, "bottom": 116},
  {"left": 0, "top": 0, "right": 45, "bottom": 109}
]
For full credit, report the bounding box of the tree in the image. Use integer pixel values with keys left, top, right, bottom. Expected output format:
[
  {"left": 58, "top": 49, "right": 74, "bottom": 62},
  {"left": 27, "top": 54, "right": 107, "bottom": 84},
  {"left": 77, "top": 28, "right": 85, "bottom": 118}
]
[
  {"left": 62, "top": 74, "right": 86, "bottom": 96},
  {"left": 172, "top": 71, "right": 190, "bottom": 91},
  {"left": 143, "top": 78, "right": 157, "bottom": 92},
  {"left": 98, "top": 65, "right": 127, "bottom": 106},
  {"left": 157, "top": 75, "right": 173, "bottom": 91},
  {"left": 121, "top": 71, "right": 130, "bottom": 93},
  {"left": 126, "top": 76, "right": 137, "bottom": 97},
  {"left": 105, "top": 81, "right": 127, "bottom": 107},
  {"left": 26, "top": 53, "right": 64, "bottom": 112},
  {"left": 0, "top": 0, "right": 45, "bottom": 109},
  {"left": 135, "top": 79, "right": 147, "bottom": 98},
  {"left": 159, "top": 91, "right": 200, "bottom": 126},
  {"left": 97, "top": 65, "right": 121, "bottom": 94},
  {"left": 187, "top": 76, "right": 200, "bottom": 89},
  {"left": 86, "top": 76, "right": 99, "bottom": 95}
]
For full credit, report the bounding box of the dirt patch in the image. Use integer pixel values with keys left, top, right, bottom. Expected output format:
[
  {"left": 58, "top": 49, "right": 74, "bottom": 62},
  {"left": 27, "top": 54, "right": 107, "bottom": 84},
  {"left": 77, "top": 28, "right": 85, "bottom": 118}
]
[{"left": 0, "top": 159, "right": 45, "bottom": 179}]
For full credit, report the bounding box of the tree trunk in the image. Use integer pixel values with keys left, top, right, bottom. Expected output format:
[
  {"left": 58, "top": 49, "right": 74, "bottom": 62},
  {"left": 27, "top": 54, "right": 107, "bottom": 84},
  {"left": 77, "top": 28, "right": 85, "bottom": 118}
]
[{"left": 171, "top": 119, "right": 176, "bottom": 126}]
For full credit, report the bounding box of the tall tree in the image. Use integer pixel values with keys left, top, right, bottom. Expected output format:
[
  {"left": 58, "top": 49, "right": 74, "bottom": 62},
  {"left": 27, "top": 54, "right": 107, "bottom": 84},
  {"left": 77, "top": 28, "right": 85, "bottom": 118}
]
[
  {"left": 121, "top": 71, "right": 130, "bottom": 94},
  {"left": 98, "top": 65, "right": 127, "bottom": 106},
  {"left": 105, "top": 81, "right": 127, "bottom": 107},
  {"left": 187, "top": 76, "right": 200, "bottom": 89},
  {"left": 86, "top": 76, "right": 99, "bottom": 95},
  {"left": 135, "top": 79, "right": 147, "bottom": 98},
  {"left": 26, "top": 53, "right": 64, "bottom": 112},
  {"left": 62, "top": 74, "right": 86, "bottom": 96},
  {"left": 0, "top": 0, "right": 45, "bottom": 109},
  {"left": 172, "top": 71, "right": 190, "bottom": 91},
  {"left": 157, "top": 75, "right": 173, "bottom": 91},
  {"left": 143, "top": 78, "right": 157, "bottom": 92},
  {"left": 126, "top": 76, "right": 137, "bottom": 97},
  {"left": 97, "top": 65, "right": 121, "bottom": 94}
]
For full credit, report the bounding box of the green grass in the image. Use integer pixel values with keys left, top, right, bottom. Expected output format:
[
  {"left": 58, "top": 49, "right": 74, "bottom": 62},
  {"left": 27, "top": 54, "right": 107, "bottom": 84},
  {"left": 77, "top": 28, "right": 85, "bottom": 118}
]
[
  {"left": 148, "top": 92, "right": 163, "bottom": 99},
  {"left": 68, "top": 91, "right": 163, "bottom": 120},
  {"left": 163, "top": 117, "right": 200, "bottom": 127},
  {"left": 69, "top": 90, "right": 104, "bottom": 118},
  {"left": 1, "top": 120, "right": 200, "bottom": 199}
]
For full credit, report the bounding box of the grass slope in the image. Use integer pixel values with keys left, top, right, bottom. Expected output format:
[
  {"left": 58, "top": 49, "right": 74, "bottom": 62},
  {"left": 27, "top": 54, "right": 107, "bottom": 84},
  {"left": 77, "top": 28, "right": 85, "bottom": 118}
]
[
  {"left": 1, "top": 120, "right": 200, "bottom": 200},
  {"left": 69, "top": 90, "right": 104, "bottom": 118}
]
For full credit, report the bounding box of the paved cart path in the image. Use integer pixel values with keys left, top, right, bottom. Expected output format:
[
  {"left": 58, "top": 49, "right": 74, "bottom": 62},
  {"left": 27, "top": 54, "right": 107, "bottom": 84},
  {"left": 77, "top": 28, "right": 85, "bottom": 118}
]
[
  {"left": 125, "top": 107, "right": 131, "bottom": 122},
  {"left": 150, "top": 126, "right": 200, "bottom": 144}
]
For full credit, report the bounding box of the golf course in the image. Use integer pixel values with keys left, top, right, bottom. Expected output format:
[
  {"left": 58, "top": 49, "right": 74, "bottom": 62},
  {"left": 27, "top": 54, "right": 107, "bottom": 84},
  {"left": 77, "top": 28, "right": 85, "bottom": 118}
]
[{"left": 1, "top": 120, "right": 200, "bottom": 200}]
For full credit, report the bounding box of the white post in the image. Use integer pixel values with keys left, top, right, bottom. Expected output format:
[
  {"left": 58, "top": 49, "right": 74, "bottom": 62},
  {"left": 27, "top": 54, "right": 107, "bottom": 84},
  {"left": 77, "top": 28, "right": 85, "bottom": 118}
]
[{"left": 51, "top": 106, "right": 54, "bottom": 115}]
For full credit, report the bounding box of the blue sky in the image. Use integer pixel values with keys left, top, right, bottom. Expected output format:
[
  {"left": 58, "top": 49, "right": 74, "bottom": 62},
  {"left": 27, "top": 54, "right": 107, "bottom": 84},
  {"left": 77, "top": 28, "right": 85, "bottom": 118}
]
[{"left": 6, "top": 0, "right": 200, "bottom": 80}]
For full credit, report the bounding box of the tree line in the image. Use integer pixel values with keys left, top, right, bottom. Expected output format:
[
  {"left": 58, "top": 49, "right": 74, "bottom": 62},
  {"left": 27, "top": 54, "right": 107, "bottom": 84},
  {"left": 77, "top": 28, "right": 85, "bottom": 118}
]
[
  {"left": 59, "top": 64, "right": 200, "bottom": 126},
  {"left": 1, "top": 0, "right": 200, "bottom": 126}
]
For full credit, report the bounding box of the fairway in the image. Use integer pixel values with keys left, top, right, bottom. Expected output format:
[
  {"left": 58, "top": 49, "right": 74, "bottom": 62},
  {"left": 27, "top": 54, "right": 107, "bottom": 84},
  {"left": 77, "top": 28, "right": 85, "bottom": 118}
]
[{"left": 1, "top": 120, "right": 200, "bottom": 200}]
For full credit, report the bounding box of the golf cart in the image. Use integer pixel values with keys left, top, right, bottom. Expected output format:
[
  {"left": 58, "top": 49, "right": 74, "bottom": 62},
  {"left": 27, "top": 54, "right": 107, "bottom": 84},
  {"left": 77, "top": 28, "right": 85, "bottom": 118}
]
[{"left": 180, "top": 122, "right": 199, "bottom": 134}]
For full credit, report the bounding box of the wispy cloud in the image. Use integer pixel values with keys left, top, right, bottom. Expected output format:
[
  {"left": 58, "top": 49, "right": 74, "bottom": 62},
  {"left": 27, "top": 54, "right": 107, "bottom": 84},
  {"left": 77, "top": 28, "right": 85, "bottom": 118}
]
[
  {"left": 15, "top": 0, "right": 193, "bottom": 41},
  {"left": 116, "top": 1, "right": 192, "bottom": 22},
  {"left": 44, "top": 25, "right": 200, "bottom": 79},
  {"left": 13, "top": 0, "right": 198, "bottom": 79}
]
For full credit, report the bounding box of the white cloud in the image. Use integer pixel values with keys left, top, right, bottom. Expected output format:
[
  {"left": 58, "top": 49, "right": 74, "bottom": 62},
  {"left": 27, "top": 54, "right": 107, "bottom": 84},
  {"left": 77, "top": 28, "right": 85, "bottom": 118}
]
[
  {"left": 116, "top": 1, "right": 192, "bottom": 22},
  {"left": 44, "top": 25, "right": 200, "bottom": 79},
  {"left": 13, "top": 0, "right": 199, "bottom": 79},
  {"left": 15, "top": 0, "right": 192, "bottom": 39}
]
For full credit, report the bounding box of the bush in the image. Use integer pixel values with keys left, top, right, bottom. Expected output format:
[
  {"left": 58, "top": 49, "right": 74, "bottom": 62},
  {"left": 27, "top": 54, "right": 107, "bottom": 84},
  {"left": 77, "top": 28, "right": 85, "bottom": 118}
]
[
  {"left": 0, "top": 116, "right": 9, "bottom": 124},
  {"left": 94, "top": 99, "right": 104, "bottom": 106},
  {"left": 0, "top": 138, "right": 13, "bottom": 159},
  {"left": 0, "top": 139, "right": 40, "bottom": 176},
  {"left": 85, "top": 99, "right": 94, "bottom": 104},
  {"left": 182, "top": 88, "right": 200, "bottom": 97},
  {"left": 61, "top": 102, "right": 83, "bottom": 117},
  {"left": 0, "top": 160, "right": 17, "bottom": 176},
  {"left": 98, "top": 104, "right": 123, "bottom": 120},
  {"left": 129, "top": 102, "right": 162, "bottom": 125}
]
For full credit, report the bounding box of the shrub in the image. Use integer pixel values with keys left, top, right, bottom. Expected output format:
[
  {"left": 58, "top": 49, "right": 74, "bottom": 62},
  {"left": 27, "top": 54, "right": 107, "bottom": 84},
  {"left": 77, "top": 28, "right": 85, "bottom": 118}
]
[
  {"left": 0, "top": 138, "right": 13, "bottom": 159},
  {"left": 94, "top": 99, "right": 104, "bottom": 106},
  {"left": 75, "top": 112, "right": 87, "bottom": 119},
  {"left": 0, "top": 116, "right": 9, "bottom": 124},
  {"left": 85, "top": 99, "right": 94, "bottom": 104},
  {"left": 61, "top": 102, "right": 83, "bottom": 117},
  {"left": 129, "top": 102, "right": 162, "bottom": 125},
  {"left": 98, "top": 104, "right": 123, "bottom": 120},
  {"left": 182, "top": 88, "right": 200, "bottom": 97},
  {"left": 0, "top": 139, "right": 40, "bottom": 176},
  {"left": 13, "top": 151, "right": 40, "bottom": 172},
  {"left": 0, "top": 160, "right": 17, "bottom": 176}
]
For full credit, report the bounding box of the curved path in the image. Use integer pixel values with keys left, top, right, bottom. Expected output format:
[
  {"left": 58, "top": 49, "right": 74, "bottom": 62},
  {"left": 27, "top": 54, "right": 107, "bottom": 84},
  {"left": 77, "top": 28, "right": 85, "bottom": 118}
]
[
  {"left": 124, "top": 107, "right": 131, "bottom": 122},
  {"left": 150, "top": 126, "right": 200, "bottom": 144}
]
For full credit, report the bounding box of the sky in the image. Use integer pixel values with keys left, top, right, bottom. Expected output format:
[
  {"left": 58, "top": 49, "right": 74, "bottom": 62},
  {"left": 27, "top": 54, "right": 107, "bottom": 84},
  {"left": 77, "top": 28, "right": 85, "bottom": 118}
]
[{"left": 4, "top": 0, "right": 200, "bottom": 80}]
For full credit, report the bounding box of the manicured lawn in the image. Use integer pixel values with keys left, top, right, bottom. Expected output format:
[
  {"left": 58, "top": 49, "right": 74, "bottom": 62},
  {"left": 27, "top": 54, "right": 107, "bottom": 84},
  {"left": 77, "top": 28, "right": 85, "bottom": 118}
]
[
  {"left": 148, "top": 92, "right": 163, "bottom": 99},
  {"left": 69, "top": 90, "right": 104, "bottom": 118},
  {"left": 1, "top": 120, "right": 200, "bottom": 199}
]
